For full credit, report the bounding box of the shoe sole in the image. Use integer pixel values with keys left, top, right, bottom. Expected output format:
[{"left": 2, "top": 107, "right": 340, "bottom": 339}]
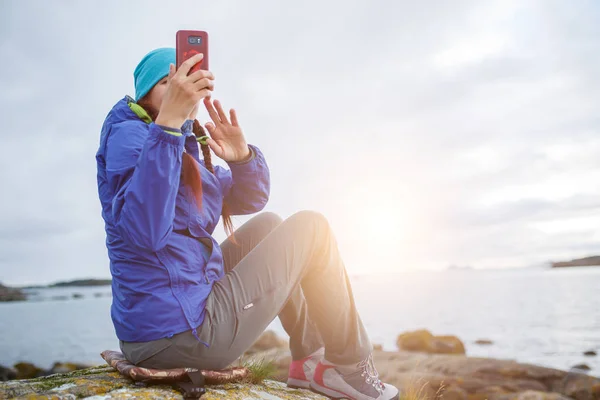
[
  {"left": 287, "top": 377, "right": 311, "bottom": 389},
  {"left": 310, "top": 380, "right": 400, "bottom": 400}
]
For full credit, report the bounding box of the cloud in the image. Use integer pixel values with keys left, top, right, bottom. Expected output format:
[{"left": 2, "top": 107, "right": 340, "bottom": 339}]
[{"left": 0, "top": 0, "right": 599, "bottom": 284}]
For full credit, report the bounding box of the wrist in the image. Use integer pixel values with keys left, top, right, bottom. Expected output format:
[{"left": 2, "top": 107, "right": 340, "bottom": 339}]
[
  {"left": 239, "top": 146, "right": 252, "bottom": 161},
  {"left": 229, "top": 146, "right": 254, "bottom": 164},
  {"left": 155, "top": 113, "right": 184, "bottom": 131}
]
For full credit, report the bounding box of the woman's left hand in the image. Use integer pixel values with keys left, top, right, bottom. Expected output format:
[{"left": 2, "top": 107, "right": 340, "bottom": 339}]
[{"left": 202, "top": 97, "right": 251, "bottom": 163}]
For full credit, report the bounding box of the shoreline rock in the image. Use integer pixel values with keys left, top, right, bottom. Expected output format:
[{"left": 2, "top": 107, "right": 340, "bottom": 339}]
[
  {"left": 0, "top": 283, "right": 26, "bottom": 302},
  {"left": 0, "top": 365, "right": 324, "bottom": 399},
  {"left": 3, "top": 348, "right": 600, "bottom": 400},
  {"left": 255, "top": 347, "right": 600, "bottom": 400},
  {"left": 396, "top": 329, "right": 466, "bottom": 355},
  {"left": 572, "top": 364, "right": 592, "bottom": 372},
  {"left": 4, "top": 331, "right": 600, "bottom": 399},
  {"left": 2, "top": 361, "right": 92, "bottom": 381}
]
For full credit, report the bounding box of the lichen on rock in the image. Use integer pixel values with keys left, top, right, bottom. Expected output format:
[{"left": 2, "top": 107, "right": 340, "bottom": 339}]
[{"left": 0, "top": 365, "right": 326, "bottom": 399}]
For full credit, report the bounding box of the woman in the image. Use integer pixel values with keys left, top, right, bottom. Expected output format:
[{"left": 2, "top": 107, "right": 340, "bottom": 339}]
[{"left": 96, "top": 47, "right": 399, "bottom": 400}]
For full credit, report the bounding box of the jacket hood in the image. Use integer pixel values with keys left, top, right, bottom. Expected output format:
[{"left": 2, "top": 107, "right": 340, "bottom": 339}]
[{"left": 101, "top": 95, "right": 141, "bottom": 132}]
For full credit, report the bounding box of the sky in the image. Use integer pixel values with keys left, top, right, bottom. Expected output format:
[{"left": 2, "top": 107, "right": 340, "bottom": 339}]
[{"left": 0, "top": 0, "right": 599, "bottom": 285}]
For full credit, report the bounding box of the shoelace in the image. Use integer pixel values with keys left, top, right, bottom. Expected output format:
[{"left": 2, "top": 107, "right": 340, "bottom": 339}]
[{"left": 358, "top": 353, "right": 385, "bottom": 394}]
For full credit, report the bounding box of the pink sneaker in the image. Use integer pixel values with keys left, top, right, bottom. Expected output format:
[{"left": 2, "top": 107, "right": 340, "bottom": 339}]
[
  {"left": 310, "top": 353, "right": 399, "bottom": 400},
  {"left": 287, "top": 347, "right": 325, "bottom": 389}
]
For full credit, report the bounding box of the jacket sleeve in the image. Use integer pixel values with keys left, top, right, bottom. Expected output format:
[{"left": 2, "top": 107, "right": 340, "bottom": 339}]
[
  {"left": 212, "top": 144, "right": 270, "bottom": 215},
  {"left": 105, "top": 121, "right": 185, "bottom": 252}
]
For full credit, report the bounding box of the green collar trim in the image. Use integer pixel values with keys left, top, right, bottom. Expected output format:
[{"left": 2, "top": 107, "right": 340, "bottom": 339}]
[
  {"left": 128, "top": 101, "right": 153, "bottom": 124},
  {"left": 125, "top": 97, "right": 182, "bottom": 137}
]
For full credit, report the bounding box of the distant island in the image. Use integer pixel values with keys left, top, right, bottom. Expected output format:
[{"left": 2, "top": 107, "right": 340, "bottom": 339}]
[
  {"left": 1, "top": 279, "right": 112, "bottom": 302},
  {"left": 48, "top": 279, "right": 112, "bottom": 287},
  {"left": 551, "top": 255, "right": 600, "bottom": 268},
  {"left": 20, "top": 278, "right": 112, "bottom": 289}
]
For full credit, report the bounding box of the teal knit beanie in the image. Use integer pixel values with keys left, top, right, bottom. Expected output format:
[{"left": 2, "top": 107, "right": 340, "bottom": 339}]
[{"left": 134, "top": 47, "right": 176, "bottom": 101}]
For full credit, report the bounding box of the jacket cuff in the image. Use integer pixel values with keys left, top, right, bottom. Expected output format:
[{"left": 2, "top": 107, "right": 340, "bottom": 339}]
[
  {"left": 155, "top": 124, "right": 183, "bottom": 137},
  {"left": 149, "top": 123, "right": 186, "bottom": 146}
]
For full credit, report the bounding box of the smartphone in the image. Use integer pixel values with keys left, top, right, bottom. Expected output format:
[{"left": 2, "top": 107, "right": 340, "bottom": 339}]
[{"left": 176, "top": 30, "right": 209, "bottom": 74}]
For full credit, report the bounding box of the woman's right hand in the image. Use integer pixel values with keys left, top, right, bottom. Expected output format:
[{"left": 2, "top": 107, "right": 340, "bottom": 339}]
[{"left": 156, "top": 53, "right": 214, "bottom": 130}]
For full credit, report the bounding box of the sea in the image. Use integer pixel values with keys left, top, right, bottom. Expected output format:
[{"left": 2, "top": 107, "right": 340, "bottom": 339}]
[{"left": 1, "top": 267, "right": 599, "bottom": 375}]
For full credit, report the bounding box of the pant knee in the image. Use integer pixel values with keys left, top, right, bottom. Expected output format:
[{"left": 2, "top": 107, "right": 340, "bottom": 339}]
[
  {"left": 246, "top": 212, "right": 283, "bottom": 238},
  {"left": 257, "top": 211, "right": 283, "bottom": 228},
  {"left": 289, "top": 210, "right": 330, "bottom": 232}
]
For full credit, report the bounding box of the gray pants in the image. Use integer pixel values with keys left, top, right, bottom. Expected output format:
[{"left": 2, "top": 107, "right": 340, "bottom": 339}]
[{"left": 120, "top": 211, "right": 372, "bottom": 370}]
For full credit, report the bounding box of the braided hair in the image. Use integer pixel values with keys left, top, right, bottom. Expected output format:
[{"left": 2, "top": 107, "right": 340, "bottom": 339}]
[{"left": 137, "top": 98, "right": 237, "bottom": 245}]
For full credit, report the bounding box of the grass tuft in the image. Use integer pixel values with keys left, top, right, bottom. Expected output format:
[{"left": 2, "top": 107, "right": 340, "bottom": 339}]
[{"left": 238, "top": 356, "right": 278, "bottom": 384}]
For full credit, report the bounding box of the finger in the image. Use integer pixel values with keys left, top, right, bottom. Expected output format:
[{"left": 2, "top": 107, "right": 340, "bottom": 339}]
[
  {"left": 204, "top": 122, "right": 216, "bottom": 135},
  {"left": 229, "top": 109, "right": 239, "bottom": 127},
  {"left": 214, "top": 100, "right": 229, "bottom": 124},
  {"left": 203, "top": 97, "right": 221, "bottom": 124},
  {"left": 187, "top": 69, "right": 214, "bottom": 83},
  {"left": 193, "top": 77, "right": 215, "bottom": 92},
  {"left": 193, "top": 88, "right": 213, "bottom": 103},
  {"left": 176, "top": 53, "right": 204, "bottom": 76},
  {"left": 167, "top": 64, "right": 176, "bottom": 81},
  {"left": 206, "top": 137, "right": 223, "bottom": 158}
]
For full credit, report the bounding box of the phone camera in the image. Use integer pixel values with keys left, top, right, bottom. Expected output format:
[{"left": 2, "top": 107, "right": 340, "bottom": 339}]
[{"left": 188, "top": 36, "right": 202, "bottom": 45}]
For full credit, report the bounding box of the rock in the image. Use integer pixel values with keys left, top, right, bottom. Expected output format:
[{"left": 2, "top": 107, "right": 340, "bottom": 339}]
[
  {"left": 440, "top": 385, "right": 468, "bottom": 400},
  {"left": 51, "top": 295, "right": 69, "bottom": 301},
  {"left": 572, "top": 364, "right": 591, "bottom": 372},
  {"left": 72, "top": 293, "right": 84, "bottom": 299},
  {"left": 475, "top": 339, "right": 494, "bottom": 345},
  {"left": 94, "top": 292, "right": 104, "bottom": 298},
  {"left": 13, "top": 362, "right": 44, "bottom": 379},
  {"left": 552, "top": 370, "right": 600, "bottom": 400},
  {"left": 50, "top": 362, "right": 91, "bottom": 374},
  {"left": 0, "top": 282, "right": 26, "bottom": 302},
  {"left": 245, "top": 330, "right": 288, "bottom": 354},
  {"left": 0, "top": 366, "right": 16, "bottom": 381},
  {"left": 584, "top": 350, "right": 597, "bottom": 357},
  {"left": 373, "top": 343, "right": 383, "bottom": 351},
  {"left": 396, "top": 329, "right": 466, "bottom": 355},
  {"left": 0, "top": 365, "right": 326, "bottom": 399},
  {"left": 252, "top": 348, "right": 600, "bottom": 400},
  {"left": 431, "top": 336, "right": 466, "bottom": 354},
  {"left": 494, "top": 390, "right": 573, "bottom": 400}
]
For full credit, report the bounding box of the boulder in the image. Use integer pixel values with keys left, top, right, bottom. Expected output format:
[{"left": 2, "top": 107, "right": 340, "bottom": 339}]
[
  {"left": 584, "top": 350, "right": 597, "bottom": 357},
  {"left": 396, "top": 329, "right": 466, "bottom": 355},
  {"left": 0, "top": 283, "right": 26, "bottom": 302},
  {"left": 50, "top": 362, "right": 91, "bottom": 374},
  {"left": 13, "top": 362, "right": 44, "bottom": 379},
  {"left": 250, "top": 338, "right": 600, "bottom": 400},
  {"left": 475, "top": 339, "right": 494, "bottom": 346},
  {"left": 0, "top": 365, "right": 326, "bottom": 399},
  {"left": 571, "top": 364, "right": 591, "bottom": 372},
  {"left": 373, "top": 343, "right": 384, "bottom": 351},
  {"left": 0, "top": 366, "right": 16, "bottom": 381},
  {"left": 551, "top": 370, "right": 600, "bottom": 400}
]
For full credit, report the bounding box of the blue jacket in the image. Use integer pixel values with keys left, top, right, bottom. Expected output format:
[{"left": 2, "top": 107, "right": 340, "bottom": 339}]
[{"left": 96, "top": 95, "right": 270, "bottom": 346}]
